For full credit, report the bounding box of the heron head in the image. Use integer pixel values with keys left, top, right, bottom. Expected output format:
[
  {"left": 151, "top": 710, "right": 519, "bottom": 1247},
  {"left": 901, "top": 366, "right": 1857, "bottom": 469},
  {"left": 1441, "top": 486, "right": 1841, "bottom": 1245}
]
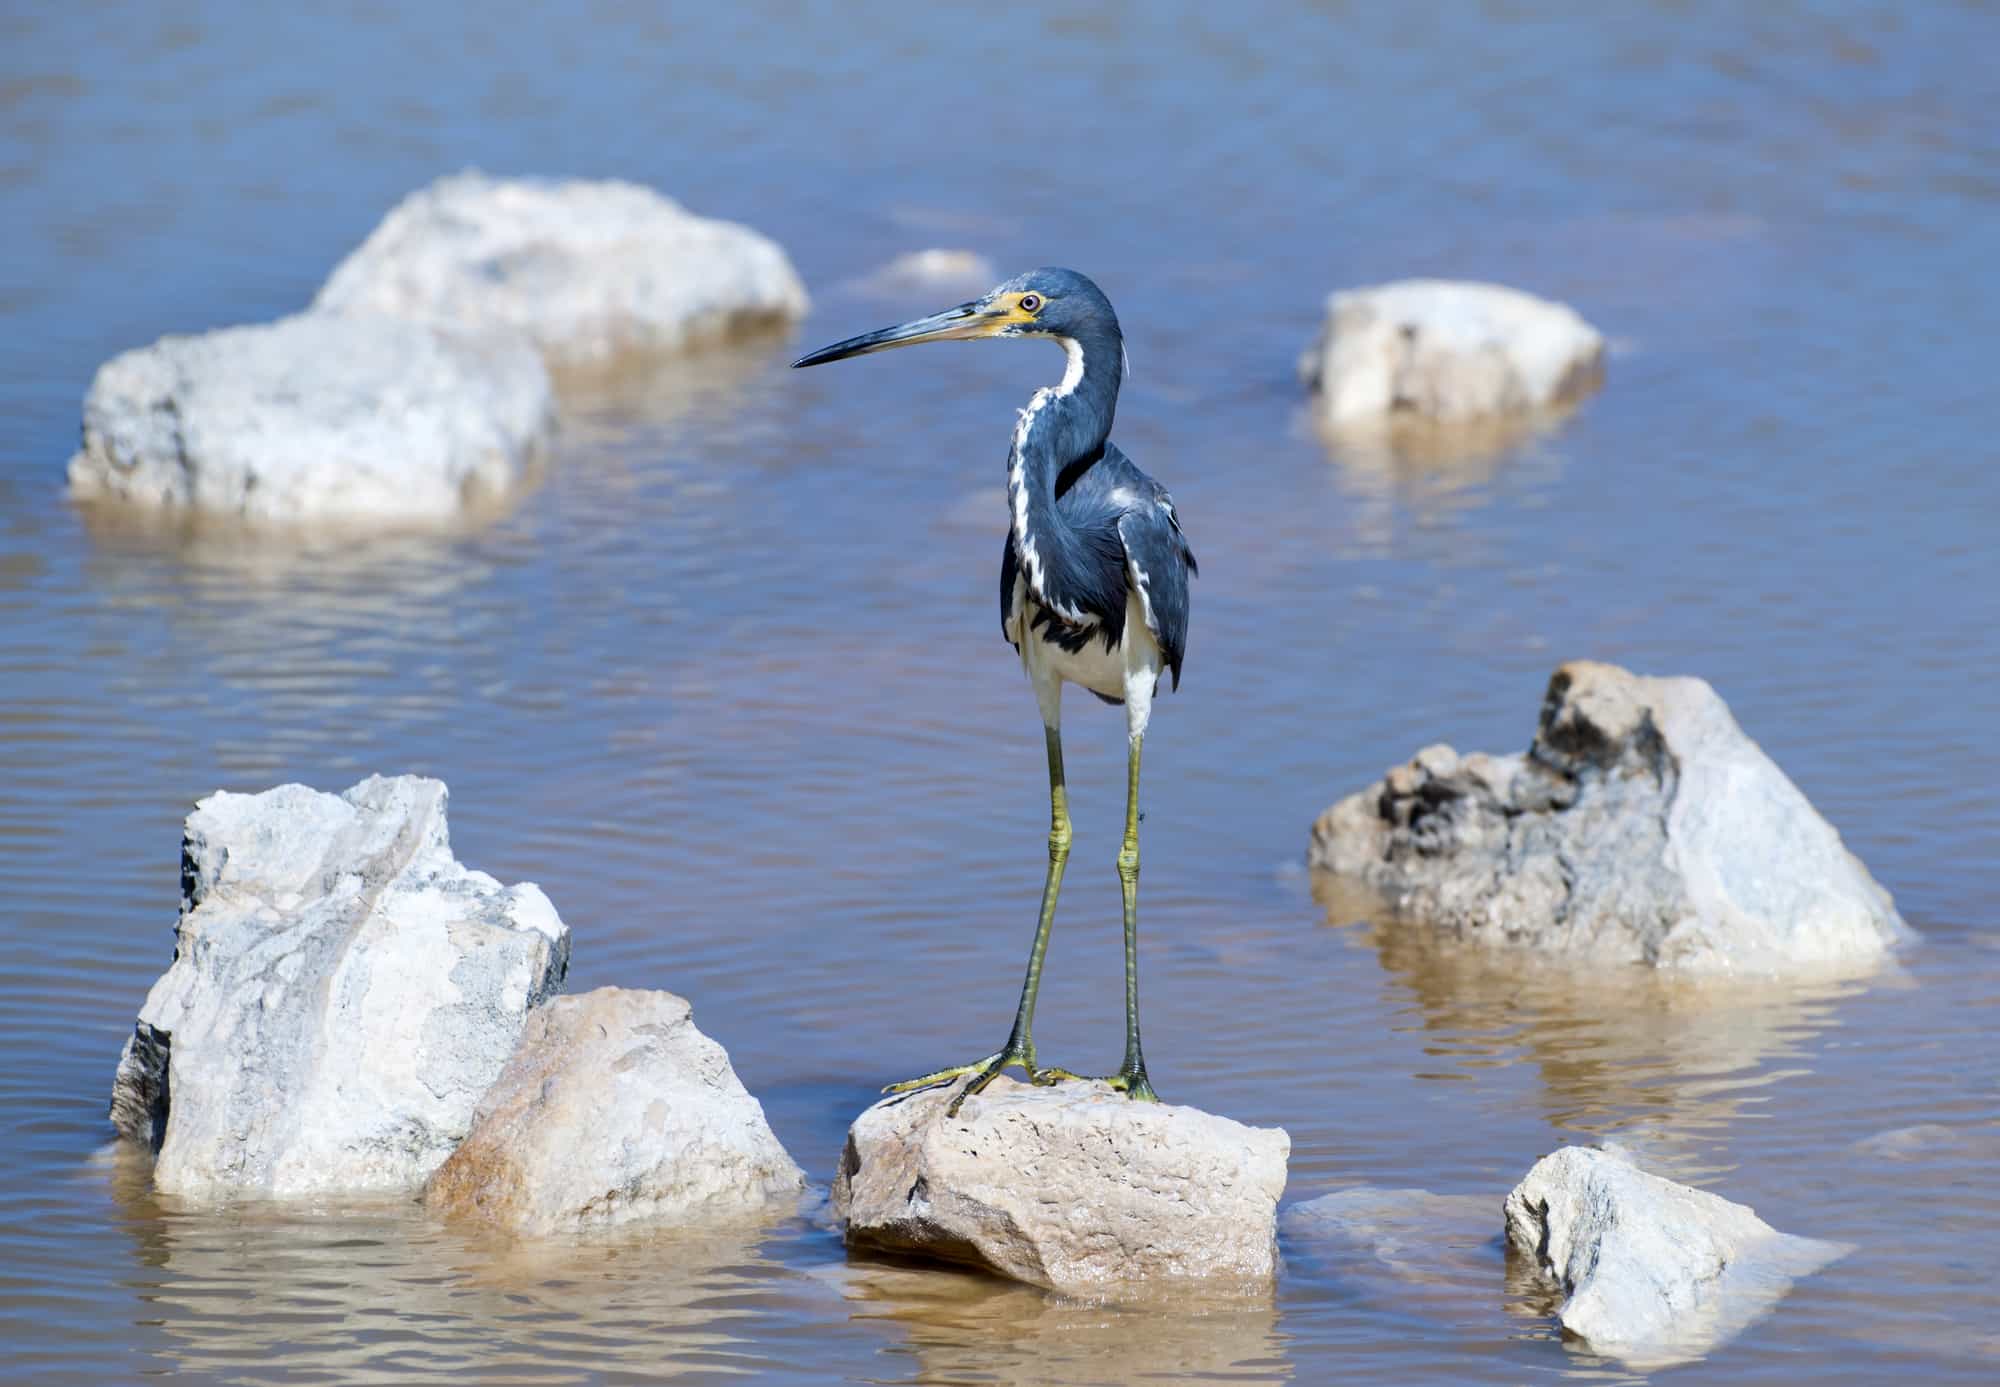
[{"left": 791, "top": 267, "right": 1120, "bottom": 369}]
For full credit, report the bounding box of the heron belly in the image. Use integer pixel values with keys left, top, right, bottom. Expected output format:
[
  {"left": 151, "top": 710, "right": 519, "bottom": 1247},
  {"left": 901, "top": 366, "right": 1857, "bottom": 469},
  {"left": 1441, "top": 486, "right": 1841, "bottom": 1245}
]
[
  {"left": 1039, "top": 624, "right": 1126, "bottom": 700},
  {"left": 1013, "top": 579, "right": 1160, "bottom": 705}
]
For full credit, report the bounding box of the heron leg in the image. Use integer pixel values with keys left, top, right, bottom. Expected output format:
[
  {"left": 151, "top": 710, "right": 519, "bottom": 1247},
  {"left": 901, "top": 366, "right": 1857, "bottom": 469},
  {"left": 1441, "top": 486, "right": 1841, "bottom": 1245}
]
[
  {"left": 883, "top": 723, "right": 1075, "bottom": 1117},
  {"left": 1105, "top": 732, "right": 1159, "bottom": 1102}
]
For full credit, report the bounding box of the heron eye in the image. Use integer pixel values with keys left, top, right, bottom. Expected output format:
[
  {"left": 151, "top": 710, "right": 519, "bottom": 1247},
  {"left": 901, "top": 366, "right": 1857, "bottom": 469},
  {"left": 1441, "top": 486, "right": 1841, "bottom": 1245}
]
[{"left": 1018, "top": 293, "right": 1042, "bottom": 313}]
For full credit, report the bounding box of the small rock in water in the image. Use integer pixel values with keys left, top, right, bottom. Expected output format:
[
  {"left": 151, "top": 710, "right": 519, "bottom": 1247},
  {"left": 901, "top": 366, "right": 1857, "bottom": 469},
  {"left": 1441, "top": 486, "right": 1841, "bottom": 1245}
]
[
  {"left": 423, "top": 987, "right": 806, "bottom": 1234},
  {"left": 1504, "top": 1145, "right": 1850, "bottom": 1369},
  {"left": 1309, "top": 660, "right": 1908, "bottom": 973},
  {"left": 833, "top": 1076, "right": 1288, "bottom": 1291},
  {"left": 109, "top": 775, "right": 570, "bottom": 1198},
  {"left": 856, "top": 249, "right": 997, "bottom": 297},
  {"left": 1299, "top": 279, "right": 1605, "bottom": 424},
  {"left": 67, "top": 313, "right": 554, "bottom": 523},
  {"left": 315, "top": 171, "right": 809, "bottom": 369}
]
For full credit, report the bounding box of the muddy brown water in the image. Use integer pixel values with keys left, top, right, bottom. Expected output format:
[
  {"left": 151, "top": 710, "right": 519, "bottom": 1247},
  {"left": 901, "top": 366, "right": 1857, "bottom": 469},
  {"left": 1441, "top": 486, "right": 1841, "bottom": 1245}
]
[{"left": 3, "top": 3, "right": 1997, "bottom": 1382}]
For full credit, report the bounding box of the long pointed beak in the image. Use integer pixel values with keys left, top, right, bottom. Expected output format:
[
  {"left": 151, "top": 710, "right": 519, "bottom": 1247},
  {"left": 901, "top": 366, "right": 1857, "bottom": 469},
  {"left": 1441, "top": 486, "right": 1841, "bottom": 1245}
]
[{"left": 791, "top": 300, "right": 1002, "bottom": 368}]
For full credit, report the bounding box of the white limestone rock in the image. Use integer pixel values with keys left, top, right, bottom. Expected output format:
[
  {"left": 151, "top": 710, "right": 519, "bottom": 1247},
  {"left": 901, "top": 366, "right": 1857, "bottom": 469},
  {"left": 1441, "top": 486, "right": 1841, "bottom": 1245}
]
[
  {"left": 1309, "top": 661, "right": 1908, "bottom": 973},
  {"left": 1505, "top": 1146, "right": 1849, "bottom": 1368},
  {"left": 109, "top": 775, "right": 570, "bottom": 1198},
  {"left": 1299, "top": 279, "right": 1605, "bottom": 424},
  {"left": 315, "top": 172, "right": 808, "bottom": 368},
  {"left": 67, "top": 312, "right": 553, "bottom": 523},
  {"left": 833, "top": 1076, "right": 1289, "bottom": 1291},
  {"left": 423, "top": 987, "right": 805, "bottom": 1234}
]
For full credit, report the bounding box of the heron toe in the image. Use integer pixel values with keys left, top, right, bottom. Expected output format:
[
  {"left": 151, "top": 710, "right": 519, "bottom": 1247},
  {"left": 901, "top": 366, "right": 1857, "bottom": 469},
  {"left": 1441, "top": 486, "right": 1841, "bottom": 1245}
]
[
  {"left": 1103, "top": 1067, "right": 1161, "bottom": 1103},
  {"left": 882, "top": 1043, "right": 1092, "bottom": 1117},
  {"left": 881, "top": 1051, "right": 1010, "bottom": 1096}
]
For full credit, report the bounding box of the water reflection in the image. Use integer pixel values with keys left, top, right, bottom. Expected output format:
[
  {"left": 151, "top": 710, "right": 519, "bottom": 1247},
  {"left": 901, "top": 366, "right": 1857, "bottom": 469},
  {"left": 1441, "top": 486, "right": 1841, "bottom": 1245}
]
[
  {"left": 101, "top": 1143, "right": 805, "bottom": 1383},
  {"left": 1312, "top": 405, "right": 1574, "bottom": 532},
  {"left": 73, "top": 503, "right": 501, "bottom": 780},
  {"left": 826, "top": 1257, "right": 1291, "bottom": 1387},
  {"left": 550, "top": 329, "right": 789, "bottom": 442},
  {"left": 1318, "top": 877, "right": 1868, "bottom": 1182}
]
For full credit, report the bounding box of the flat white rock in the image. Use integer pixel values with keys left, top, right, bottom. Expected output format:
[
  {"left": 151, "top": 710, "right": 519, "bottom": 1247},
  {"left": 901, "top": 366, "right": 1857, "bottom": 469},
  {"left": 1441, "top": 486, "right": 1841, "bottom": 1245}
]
[
  {"left": 833, "top": 1076, "right": 1289, "bottom": 1290},
  {"left": 423, "top": 987, "right": 805, "bottom": 1234},
  {"left": 1505, "top": 1146, "right": 1850, "bottom": 1368},
  {"left": 1310, "top": 660, "right": 1908, "bottom": 973},
  {"left": 1299, "top": 279, "right": 1605, "bottom": 424},
  {"left": 67, "top": 312, "right": 553, "bottom": 523},
  {"left": 315, "top": 171, "right": 809, "bottom": 368},
  {"left": 109, "top": 775, "right": 570, "bottom": 1197}
]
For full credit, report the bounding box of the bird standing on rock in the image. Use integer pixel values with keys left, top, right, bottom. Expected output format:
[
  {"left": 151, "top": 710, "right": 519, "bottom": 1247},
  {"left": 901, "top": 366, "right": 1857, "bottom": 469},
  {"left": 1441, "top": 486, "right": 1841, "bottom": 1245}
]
[{"left": 793, "top": 268, "right": 1196, "bottom": 1115}]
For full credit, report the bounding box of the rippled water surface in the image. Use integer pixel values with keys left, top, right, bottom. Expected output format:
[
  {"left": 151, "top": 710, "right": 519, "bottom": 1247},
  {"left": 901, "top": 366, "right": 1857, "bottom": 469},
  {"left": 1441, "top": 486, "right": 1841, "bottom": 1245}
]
[{"left": 4, "top": 3, "right": 1998, "bottom": 1382}]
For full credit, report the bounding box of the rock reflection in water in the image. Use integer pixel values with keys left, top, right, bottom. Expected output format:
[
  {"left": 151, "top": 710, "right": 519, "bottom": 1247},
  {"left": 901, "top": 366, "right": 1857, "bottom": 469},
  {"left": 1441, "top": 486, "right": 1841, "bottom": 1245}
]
[
  {"left": 100, "top": 1143, "right": 806, "bottom": 1383},
  {"left": 74, "top": 504, "right": 503, "bottom": 781},
  {"left": 826, "top": 1257, "right": 1291, "bottom": 1387},
  {"left": 1316, "top": 876, "right": 1869, "bottom": 1182},
  {"left": 1314, "top": 405, "right": 1574, "bottom": 528},
  {"left": 549, "top": 328, "right": 791, "bottom": 457}
]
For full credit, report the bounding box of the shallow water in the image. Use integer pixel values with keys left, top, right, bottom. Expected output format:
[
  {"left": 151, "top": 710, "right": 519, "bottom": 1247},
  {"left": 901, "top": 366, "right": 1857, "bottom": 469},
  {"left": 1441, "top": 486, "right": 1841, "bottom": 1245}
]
[{"left": 3, "top": 2, "right": 1998, "bottom": 1382}]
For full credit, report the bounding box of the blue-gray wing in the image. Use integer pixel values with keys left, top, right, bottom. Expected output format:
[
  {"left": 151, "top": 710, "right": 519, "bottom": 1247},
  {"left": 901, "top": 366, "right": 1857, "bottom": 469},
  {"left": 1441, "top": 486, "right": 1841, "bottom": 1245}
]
[{"left": 1117, "top": 491, "right": 1197, "bottom": 689}]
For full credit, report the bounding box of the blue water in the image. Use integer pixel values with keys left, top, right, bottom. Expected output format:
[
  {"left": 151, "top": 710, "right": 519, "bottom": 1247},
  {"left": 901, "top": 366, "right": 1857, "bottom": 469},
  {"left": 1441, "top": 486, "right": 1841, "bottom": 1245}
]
[{"left": 2, "top": 3, "right": 1997, "bottom": 1382}]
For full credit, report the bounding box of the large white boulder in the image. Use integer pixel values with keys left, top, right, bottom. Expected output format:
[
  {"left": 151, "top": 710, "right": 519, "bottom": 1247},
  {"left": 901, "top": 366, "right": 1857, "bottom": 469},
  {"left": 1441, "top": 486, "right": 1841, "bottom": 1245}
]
[
  {"left": 423, "top": 987, "right": 805, "bottom": 1234},
  {"left": 1505, "top": 1146, "right": 1849, "bottom": 1368},
  {"left": 833, "top": 1076, "right": 1288, "bottom": 1291},
  {"left": 314, "top": 172, "right": 809, "bottom": 369},
  {"left": 1310, "top": 661, "right": 1908, "bottom": 973},
  {"left": 1299, "top": 279, "right": 1604, "bottom": 425},
  {"left": 67, "top": 312, "right": 553, "bottom": 523},
  {"left": 109, "top": 775, "right": 570, "bottom": 1198}
]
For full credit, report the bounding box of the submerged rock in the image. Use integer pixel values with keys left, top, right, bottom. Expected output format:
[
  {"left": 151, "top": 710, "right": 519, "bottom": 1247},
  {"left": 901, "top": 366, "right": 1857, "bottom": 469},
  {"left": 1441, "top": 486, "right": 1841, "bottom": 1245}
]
[
  {"left": 67, "top": 313, "right": 554, "bottom": 523},
  {"left": 109, "top": 776, "right": 570, "bottom": 1197},
  {"left": 315, "top": 171, "right": 808, "bottom": 369},
  {"left": 423, "top": 987, "right": 805, "bottom": 1234},
  {"left": 1299, "top": 279, "right": 1604, "bottom": 425},
  {"left": 833, "top": 1076, "right": 1288, "bottom": 1291},
  {"left": 1309, "top": 660, "right": 1907, "bottom": 972},
  {"left": 1281, "top": 1185, "right": 1497, "bottom": 1284},
  {"left": 1504, "top": 1146, "right": 1849, "bottom": 1368}
]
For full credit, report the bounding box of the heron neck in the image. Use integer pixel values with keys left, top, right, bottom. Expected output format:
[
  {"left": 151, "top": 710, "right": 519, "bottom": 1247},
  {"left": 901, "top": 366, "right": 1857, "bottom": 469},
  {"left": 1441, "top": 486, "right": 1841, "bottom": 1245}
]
[
  {"left": 1006, "top": 331, "right": 1122, "bottom": 599},
  {"left": 1009, "top": 330, "right": 1121, "bottom": 483}
]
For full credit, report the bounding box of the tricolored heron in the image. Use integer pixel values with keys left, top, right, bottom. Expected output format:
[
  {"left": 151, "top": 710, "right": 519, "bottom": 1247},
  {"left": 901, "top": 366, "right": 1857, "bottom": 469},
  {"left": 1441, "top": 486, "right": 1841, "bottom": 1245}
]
[{"left": 793, "top": 268, "right": 1196, "bottom": 1113}]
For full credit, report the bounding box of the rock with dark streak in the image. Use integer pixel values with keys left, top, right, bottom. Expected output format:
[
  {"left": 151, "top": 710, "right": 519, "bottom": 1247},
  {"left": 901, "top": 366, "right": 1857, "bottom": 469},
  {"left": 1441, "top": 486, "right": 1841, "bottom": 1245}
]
[
  {"left": 1309, "top": 661, "right": 1907, "bottom": 972},
  {"left": 109, "top": 775, "right": 570, "bottom": 1197},
  {"left": 1505, "top": 1145, "right": 1849, "bottom": 1368}
]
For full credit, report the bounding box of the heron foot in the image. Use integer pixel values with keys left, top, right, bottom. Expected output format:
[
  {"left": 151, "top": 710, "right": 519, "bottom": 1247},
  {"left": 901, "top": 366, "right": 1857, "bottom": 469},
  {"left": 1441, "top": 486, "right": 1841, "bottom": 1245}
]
[
  {"left": 882, "top": 1042, "right": 1084, "bottom": 1117},
  {"left": 1102, "top": 1066, "right": 1161, "bottom": 1103},
  {"left": 1010, "top": 1062, "right": 1160, "bottom": 1104}
]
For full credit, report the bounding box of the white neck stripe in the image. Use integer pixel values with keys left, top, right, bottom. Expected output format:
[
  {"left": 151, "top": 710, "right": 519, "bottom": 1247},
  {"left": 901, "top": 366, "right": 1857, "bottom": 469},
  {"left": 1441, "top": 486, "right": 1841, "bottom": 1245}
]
[{"left": 1055, "top": 337, "right": 1085, "bottom": 397}]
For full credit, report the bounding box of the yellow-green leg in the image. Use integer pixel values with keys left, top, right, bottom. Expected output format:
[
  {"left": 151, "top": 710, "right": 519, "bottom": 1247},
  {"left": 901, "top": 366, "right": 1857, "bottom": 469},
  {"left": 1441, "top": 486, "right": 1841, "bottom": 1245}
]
[
  {"left": 884, "top": 725, "right": 1077, "bottom": 1116},
  {"left": 1105, "top": 733, "right": 1159, "bottom": 1102},
  {"left": 1023, "top": 733, "right": 1161, "bottom": 1101}
]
